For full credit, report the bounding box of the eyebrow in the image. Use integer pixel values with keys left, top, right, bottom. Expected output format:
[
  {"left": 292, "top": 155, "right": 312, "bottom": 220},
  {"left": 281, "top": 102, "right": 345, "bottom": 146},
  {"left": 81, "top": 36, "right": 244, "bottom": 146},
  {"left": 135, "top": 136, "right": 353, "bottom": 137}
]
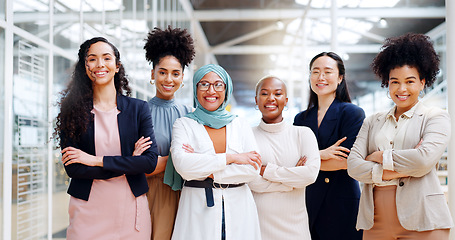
[
  {"left": 87, "top": 53, "right": 113, "bottom": 58},
  {"left": 390, "top": 76, "right": 418, "bottom": 80},
  {"left": 158, "top": 67, "right": 181, "bottom": 72},
  {"left": 260, "top": 88, "right": 283, "bottom": 91},
  {"left": 312, "top": 67, "right": 333, "bottom": 70},
  {"left": 200, "top": 79, "right": 223, "bottom": 82}
]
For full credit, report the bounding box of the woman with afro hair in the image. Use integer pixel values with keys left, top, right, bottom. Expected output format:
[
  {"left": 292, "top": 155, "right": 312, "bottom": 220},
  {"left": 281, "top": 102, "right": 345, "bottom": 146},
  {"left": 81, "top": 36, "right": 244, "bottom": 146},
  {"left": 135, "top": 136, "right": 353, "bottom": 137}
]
[
  {"left": 348, "top": 33, "right": 453, "bottom": 239},
  {"left": 56, "top": 37, "right": 158, "bottom": 239},
  {"left": 135, "top": 26, "right": 195, "bottom": 240}
]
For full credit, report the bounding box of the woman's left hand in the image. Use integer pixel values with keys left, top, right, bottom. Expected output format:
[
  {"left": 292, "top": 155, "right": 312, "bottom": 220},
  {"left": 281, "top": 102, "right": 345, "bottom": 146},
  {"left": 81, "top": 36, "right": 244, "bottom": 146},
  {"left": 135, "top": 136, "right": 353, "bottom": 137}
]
[
  {"left": 133, "top": 136, "right": 152, "bottom": 156},
  {"left": 296, "top": 156, "right": 307, "bottom": 166},
  {"left": 182, "top": 144, "right": 194, "bottom": 153},
  {"left": 61, "top": 146, "right": 103, "bottom": 167},
  {"left": 365, "top": 150, "right": 384, "bottom": 164}
]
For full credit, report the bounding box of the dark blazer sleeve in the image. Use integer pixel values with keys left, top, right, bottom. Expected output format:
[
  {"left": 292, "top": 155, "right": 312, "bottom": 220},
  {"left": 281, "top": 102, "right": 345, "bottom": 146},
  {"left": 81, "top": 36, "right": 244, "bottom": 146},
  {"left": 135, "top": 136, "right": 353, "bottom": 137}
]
[
  {"left": 61, "top": 127, "right": 123, "bottom": 180},
  {"left": 339, "top": 104, "right": 365, "bottom": 150},
  {"left": 103, "top": 99, "right": 158, "bottom": 175}
]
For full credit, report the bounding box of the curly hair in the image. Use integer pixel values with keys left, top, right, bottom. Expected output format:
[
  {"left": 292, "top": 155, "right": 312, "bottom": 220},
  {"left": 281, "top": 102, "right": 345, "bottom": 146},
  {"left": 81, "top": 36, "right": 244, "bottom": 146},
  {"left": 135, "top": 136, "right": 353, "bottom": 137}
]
[
  {"left": 55, "top": 37, "right": 131, "bottom": 147},
  {"left": 144, "top": 26, "right": 195, "bottom": 70},
  {"left": 371, "top": 33, "right": 439, "bottom": 88},
  {"left": 307, "top": 52, "right": 351, "bottom": 110}
]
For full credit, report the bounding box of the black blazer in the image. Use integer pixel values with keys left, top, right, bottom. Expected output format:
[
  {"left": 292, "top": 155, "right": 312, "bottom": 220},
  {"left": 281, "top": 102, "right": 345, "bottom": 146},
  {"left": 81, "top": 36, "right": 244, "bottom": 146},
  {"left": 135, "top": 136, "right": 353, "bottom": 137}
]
[
  {"left": 61, "top": 94, "right": 158, "bottom": 201},
  {"left": 294, "top": 99, "right": 365, "bottom": 240}
]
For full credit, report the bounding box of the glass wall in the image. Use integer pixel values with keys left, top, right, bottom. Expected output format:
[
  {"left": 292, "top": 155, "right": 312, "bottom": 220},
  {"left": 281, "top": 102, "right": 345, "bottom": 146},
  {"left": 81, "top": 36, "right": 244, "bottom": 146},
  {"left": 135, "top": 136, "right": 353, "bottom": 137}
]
[
  {"left": 1, "top": 0, "right": 5, "bottom": 20},
  {"left": 13, "top": 0, "right": 50, "bottom": 42},
  {"left": 0, "top": 27, "right": 5, "bottom": 239},
  {"left": 3, "top": 0, "right": 194, "bottom": 239},
  {"left": 53, "top": 0, "right": 82, "bottom": 51},
  {"left": 50, "top": 54, "right": 72, "bottom": 239},
  {"left": 12, "top": 37, "right": 49, "bottom": 240}
]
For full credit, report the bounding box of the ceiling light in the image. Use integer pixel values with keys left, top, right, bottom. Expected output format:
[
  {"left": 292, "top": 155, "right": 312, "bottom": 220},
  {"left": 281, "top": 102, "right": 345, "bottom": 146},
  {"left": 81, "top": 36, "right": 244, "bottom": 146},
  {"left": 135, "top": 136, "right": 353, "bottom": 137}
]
[
  {"left": 378, "top": 18, "right": 388, "bottom": 28},
  {"left": 276, "top": 21, "right": 285, "bottom": 30}
]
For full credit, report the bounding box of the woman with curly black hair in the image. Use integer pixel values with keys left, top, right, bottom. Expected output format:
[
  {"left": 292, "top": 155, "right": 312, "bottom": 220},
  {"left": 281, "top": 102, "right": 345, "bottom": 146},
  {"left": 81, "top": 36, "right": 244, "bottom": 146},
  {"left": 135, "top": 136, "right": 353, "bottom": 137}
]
[
  {"left": 56, "top": 37, "right": 158, "bottom": 239},
  {"left": 138, "top": 26, "right": 195, "bottom": 240},
  {"left": 348, "top": 33, "right": 453, "bottom": 239}
]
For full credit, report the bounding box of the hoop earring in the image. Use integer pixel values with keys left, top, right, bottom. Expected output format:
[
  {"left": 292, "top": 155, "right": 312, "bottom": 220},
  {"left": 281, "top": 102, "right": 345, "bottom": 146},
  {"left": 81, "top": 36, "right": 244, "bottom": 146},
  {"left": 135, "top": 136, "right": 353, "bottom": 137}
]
[
  {"left": 150, "top": 79, "right": 155, "bottom": 85},
  {"left": 181, "top": 82, "right": 184, "bottom": 88},
  {"left": 387, "top": 90, "right": 391, "bottom": 99},
  {"left": 254, "top": 105, "right": 259, "bottom": 110},
  {"left": 419, "top": 90, "right": 425, "bottom": 98},
  {"left": 284, "top": 106, "right": 288, "bottom": 111}
]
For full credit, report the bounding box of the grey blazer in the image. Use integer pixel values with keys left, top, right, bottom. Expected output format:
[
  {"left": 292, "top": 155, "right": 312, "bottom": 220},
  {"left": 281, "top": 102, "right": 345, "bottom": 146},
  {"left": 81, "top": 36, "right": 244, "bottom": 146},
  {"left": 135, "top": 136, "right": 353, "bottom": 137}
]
[{"left": 347, "top": 102, "right": 453, "bottom": 231}]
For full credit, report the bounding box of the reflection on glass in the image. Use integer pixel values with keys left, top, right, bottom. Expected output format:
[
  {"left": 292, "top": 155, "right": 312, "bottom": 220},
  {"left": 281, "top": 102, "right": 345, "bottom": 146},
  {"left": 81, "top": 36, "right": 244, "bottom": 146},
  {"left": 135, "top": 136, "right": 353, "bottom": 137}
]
[
  {"left": 13, "top": 0, "right": 50, "bottom": 42},
  {"left": 0, "top": 27, "right": 4, "bottom": 239},
  {"left": 12, "top": 38, "right": 49, "bottom": 240},
  {"left": 0, "top": 0, "right": 5, "bottom": 20},
  {"left": 51, "top": 55, "right": 71, "bottom": 238}
]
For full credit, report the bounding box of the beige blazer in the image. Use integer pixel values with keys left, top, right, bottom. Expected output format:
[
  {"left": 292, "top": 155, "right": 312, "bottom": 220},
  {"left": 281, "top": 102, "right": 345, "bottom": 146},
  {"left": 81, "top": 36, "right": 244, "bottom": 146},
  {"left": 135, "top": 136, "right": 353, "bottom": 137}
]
[{"left": 347, "top": 102, "right": 453, "bottom": 231}]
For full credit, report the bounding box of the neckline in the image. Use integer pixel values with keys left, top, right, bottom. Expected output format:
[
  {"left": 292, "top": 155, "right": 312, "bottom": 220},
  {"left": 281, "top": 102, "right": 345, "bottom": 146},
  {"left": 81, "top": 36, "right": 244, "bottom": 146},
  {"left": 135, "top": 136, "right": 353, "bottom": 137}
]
[
  {"left": 258, "top": 118, "right": 287, "bottom": 133},
  {"left": 92, "top": 105, "right": 118, "bottom": 113},
  {"left": 150, "top": 96, "right": 176, "bottom": 107}
]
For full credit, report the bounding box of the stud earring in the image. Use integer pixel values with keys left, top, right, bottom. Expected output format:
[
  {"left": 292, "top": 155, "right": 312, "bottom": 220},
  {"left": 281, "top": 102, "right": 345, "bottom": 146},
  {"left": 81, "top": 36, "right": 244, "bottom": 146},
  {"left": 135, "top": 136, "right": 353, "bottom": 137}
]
[
  {"left": 387, "top": 90, "right": 391, "bottom": 99},
  {"left": 254, "top": 105, "right": 259, "bottom": 110},
  {"left": 181, "top": 82, "right": 185, "bottom": 88},
  {"left": 150, "top": 79, "right": 155, "bottom": 85}
]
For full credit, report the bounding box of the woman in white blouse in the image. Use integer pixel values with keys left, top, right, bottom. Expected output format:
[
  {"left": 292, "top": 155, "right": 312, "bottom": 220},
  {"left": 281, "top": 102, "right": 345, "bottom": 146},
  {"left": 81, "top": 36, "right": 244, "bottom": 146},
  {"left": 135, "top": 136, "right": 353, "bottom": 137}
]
[
  {"left": 347, "top": 33, "right": 453, "bottom": 239},
  {"left": 170, "top": 64, "right": 262, "bottom": 240},
  {"left": 249, "top": 76, "right": 320, "bottom": 240}
]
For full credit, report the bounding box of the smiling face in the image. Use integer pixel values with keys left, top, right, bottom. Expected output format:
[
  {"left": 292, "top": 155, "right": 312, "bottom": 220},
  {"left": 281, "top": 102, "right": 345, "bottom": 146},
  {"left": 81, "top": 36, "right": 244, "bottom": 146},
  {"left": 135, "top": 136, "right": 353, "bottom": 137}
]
[
  {"left": 310, "top": 56, "right": 342, "bottom": 99},
  {"left": 255, "top": 77, "right": 288, "bottom": 124},
  {"left": 152, "top": 55, "right": 184, "bottom": 100},
  {"left": 388, "top": 65, "right": 425, "bottom": 117},
  {"left": 85, "top": 41, "right": 119, "bottom": 87},
  {"left": 196, "top": 72, "right": 226, "bottom": 112}
]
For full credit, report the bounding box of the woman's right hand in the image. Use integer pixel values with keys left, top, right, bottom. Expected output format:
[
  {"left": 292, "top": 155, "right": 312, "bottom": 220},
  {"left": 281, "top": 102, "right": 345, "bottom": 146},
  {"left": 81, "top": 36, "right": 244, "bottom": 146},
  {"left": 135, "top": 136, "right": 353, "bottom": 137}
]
[
  {"left": 226, "top": 151, "right": 262, "bottom": 170},
  {"left": 133, "top": 136, "right": 152, "bottom": 156}
]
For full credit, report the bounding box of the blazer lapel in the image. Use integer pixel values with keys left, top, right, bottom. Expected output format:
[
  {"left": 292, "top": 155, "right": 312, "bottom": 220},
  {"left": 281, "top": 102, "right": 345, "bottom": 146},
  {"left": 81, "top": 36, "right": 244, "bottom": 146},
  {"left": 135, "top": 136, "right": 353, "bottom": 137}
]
[
  {"left": 318, "top": 100, "right": 340, "bottom": 149},
  {"left": 305, "top": 107, "right": 319, "bottom": 139}
]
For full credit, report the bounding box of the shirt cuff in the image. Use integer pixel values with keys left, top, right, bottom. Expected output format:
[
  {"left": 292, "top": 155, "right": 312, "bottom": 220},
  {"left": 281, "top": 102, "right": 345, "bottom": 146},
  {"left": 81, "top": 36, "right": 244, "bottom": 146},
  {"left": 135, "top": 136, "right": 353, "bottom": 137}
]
[
  {"left": 382, "top": 149, "right": 394, "bottom": 171},
  {"left": 262, "top": 163, "right": 277, "bottom": 181},
  {"left": 212, "top": 153, "right": 228, "bottom": 181},
  {"left": 372, "top": 164, "right": 384, "bottom": 184}
]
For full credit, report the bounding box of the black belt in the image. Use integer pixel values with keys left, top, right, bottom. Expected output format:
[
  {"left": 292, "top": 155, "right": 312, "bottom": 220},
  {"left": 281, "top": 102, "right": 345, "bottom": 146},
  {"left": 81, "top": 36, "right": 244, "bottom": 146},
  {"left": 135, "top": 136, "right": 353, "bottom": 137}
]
[{"left": 184, "top": 178, "right": 245, "bottom": 207}]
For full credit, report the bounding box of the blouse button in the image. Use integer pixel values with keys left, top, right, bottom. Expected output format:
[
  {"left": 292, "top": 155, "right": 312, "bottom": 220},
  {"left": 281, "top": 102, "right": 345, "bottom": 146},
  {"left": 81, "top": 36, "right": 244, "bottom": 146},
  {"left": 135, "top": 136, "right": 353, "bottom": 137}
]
[
  {"left": 325, "top": 178, "right": 330, "bottom": 183},
  {"left": 395, "top": 126, "right": 397, "bottom": 129},
  {"left": 390, "top": 141, "right": 393, "bottom": 145},
  {"left": 399, "top": 181, "right": 404, "bottom": 187}
]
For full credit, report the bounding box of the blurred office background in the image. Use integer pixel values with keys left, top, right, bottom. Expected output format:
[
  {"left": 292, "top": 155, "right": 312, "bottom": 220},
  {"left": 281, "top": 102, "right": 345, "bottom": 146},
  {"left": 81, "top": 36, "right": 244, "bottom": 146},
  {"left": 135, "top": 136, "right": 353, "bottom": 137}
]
[{"left": 0, "top": 0, "right": 451, "bottom": 239}]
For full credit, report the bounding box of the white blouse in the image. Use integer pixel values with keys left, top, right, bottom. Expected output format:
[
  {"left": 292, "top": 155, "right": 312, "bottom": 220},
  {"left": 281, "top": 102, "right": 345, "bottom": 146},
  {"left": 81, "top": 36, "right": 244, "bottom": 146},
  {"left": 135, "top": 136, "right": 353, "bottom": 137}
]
[{"left": 372, "top": 103, "right": 418, "bottom": 186}]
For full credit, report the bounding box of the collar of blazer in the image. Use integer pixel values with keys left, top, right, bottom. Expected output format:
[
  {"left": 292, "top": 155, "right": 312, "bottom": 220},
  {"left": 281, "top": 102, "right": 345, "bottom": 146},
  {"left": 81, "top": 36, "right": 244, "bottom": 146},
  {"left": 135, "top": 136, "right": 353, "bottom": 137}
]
[{"left": 376, "top": 101, "right": 425, "bottom": 122}]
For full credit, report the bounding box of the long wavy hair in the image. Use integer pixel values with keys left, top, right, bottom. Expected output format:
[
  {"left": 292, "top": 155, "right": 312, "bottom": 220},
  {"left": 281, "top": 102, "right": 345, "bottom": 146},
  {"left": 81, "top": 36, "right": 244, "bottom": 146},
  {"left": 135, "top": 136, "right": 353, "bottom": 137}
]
[
  {"left": 306, "top": 52, "right": 351, "bottom": 111},
  {"left": 55, "top": 37, "right": 131, "bottom": 147}
]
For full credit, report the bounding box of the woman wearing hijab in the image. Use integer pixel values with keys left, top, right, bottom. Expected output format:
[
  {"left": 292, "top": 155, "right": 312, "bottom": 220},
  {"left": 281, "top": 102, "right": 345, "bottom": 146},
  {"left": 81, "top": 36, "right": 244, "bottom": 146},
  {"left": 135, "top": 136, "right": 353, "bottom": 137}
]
[{"left": 170, "top": 64, "right": 262, "bottom": 240}]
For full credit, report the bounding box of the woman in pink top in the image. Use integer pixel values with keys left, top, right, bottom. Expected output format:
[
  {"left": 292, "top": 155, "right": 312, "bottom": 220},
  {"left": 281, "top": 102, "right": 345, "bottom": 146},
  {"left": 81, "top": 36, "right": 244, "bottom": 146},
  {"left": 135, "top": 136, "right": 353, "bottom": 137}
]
[{"left": 55, "top": 37, "right": 158, "bottom": 239}]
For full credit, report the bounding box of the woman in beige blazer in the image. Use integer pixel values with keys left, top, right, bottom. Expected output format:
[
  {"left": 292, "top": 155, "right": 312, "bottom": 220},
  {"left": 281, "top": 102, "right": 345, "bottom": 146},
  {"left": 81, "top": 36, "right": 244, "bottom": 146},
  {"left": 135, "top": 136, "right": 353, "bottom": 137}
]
[{"left": 347, "top": 33, "right": 453, "bottom": 239}]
